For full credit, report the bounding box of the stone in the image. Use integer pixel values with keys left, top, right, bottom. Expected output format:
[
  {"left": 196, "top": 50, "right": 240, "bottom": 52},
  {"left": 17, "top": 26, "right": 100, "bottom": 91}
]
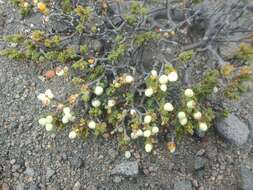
[
  {"left": 1, "top": 183, "right": 10, "bottom": 190},
  {"left": 113, "top": 176, "right": 122, "bottom": 183},
  {"left": 240, "top": 164, "right": 253, "bottom": 190},
  {"left": 15, "top": 182, "right": 25, "bottom": 190},
  {"left": 173, "top": 180, "right": 192, "bottom": 190},
  {"left": 73, "top": 181, "right": 81, "bottom": 190},
  {"left": 70, "top": 156, "right": 83, "bottom": 169},
  {"left": 46, "top": 167, "right": 55, "bottom": 179},
  {"left": 111, "top": 161, "right": 139, "bottom": 177},
  {"left": 24, "top": 167, "right": 35, "bottom": 177},
  {"left": 194, "top": 157, "right": 207, "bottom": 171},
  {"left": 215, "top": 114, "right": 249, "bottom": 146},
  {"left": 27, "top": 184, "right": 40, "bottom": 190}
]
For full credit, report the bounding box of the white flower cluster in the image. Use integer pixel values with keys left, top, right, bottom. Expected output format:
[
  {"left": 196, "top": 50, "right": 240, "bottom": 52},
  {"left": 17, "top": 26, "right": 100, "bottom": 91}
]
[
  {"left": 38, "top": 115, "right": 54, "bottom": 131},
  {"left": 177, "top": 111, "right": 187, "bottom": 126},
  {"left": 145, "top": 143, "right": 153, "bottom": 152},
  {"left": 145, "top": 70, "right": 178, "bottom": 97},
  {"left": 69, "top": 130, "right": 77, "bottom": 139},
  {"left": 88, "top": 120, "right": 96, "bottom": 129},
  {"left": 62, "top": 107, "right": 75, "bottom": 124},
  {"left": 37, "top": 89, "right": 54, "bottom": 106},
  {"left": 94, "top": 86, "right": 104, "bottom": 96},
  {"left": 125, "top": 75, "right": 134, "bottom": 84}
]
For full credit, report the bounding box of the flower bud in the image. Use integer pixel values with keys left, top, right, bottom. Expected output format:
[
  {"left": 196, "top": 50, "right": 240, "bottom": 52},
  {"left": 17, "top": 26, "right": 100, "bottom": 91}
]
[
  {"left": 199, "top": 122, "right": 208, "bottom": 131},
  {"left": 92, "top": 99, "right": 101, "bottom": 107},
  {"left": 125, "top": 75, "right": 134, "bottom": 83},
  {"left": 45, "top": 123, "right": 53, "bottom": 131},
  {"left": 69, "top": 131, "right": 77, "bottom": 139},
  {"left": 145, "top": 88, "right": 154, "bottom": 97},
  {"left": 179, "top": 118, "right": 188, "bottom": 125},
  {"left": 160, "top": 84, "right": 167, "bottom": 92},
  {"left": 144, "top": 115, "right": 152, "bottom": 124},
  {"left": 159, "top": 75, "right": 169, "bottom": 84},
  {"left": 167, "top": 71, "right": 178, "bottom": 82},
  {"left": 151, "top": 70, "right": 158, "bottom": 78},
  {"left": 143, "top": 130, "right": 152, "bottom": 137},
  {"left": 177, "top": 112, "right": 186, "bottom": 119},
  {"left": 193, "top": 112, "right": 202, "bottom": 120},
  {"left": 94, "top": 86, "right": 103, "bottom": 96},
  {"left": 88, "top": 121, "right": 96, "bottom": 129},
  {"left": 184, "top": 89, "right": 194, "bottom": 98},
  {"left": 38, "top": 118, "right": 47, "bottom": 126},
  {"left": 152, "top": 126, "right": 159, "bottom": 134},
  {"left": 145, "top": 143, "right": 153, "bottom": 152},
  {"left": 186, "top": 100, "right": 196, "bottom": 109},
  {"left": 45, "top": 115, "right": 53, "bottom": 123},
  {"left": 164, "top": 103, "right": 174, "bottom": 112},
  {"left": 108, "top": 99, "right": 116, "bottom": 107}
]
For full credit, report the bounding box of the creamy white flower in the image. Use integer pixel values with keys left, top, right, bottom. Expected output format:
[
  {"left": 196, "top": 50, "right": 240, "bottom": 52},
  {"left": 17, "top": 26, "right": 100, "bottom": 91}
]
[
  {"left": 177, "top": 112, "right": 186, "bottom": 119},
  {"left": 144, "top": 115, "right": 152, "bottom": 124},
  {"left": 92, "top": 99, "right": 101, "bottom": 107},
  {"left": 131, "top": 132, "right": 138, "bottom": 139},
  {"left": 56, "top": 68, "right": 65, "bottom": 76},
  {"left": 23, "top": 2, "right": 29, "bottom": 8},
  {"left": 63, "top": 107, "right": 71, "bottom": 114},
  {"left": 199, "top": 122, "right": 208, "bottom": 131},
  {"left": 186, "top": 100, "right": 196, "bottom": 109},
  {"left": 108, "top": 99, "right": 116, "bottom": 107},
  {"left": 38, "top": 118, "right": 47, "bottom": 126},
  {"left": 136, "top": 129, "right": 143, "bottom": 137},
  {"left": 193, "top": 112, "right": 202, "bottom": 120},
  {"left": 164, "top": 102, "right": 174, "bottom": 112},
  {"left": 179, "top": 118, "right": 188, "bottom": 125},
  {"left": 151, "top": 70, "right": 158, "bottom": 78},
  {"left": 69, "top": 131, "right": 77, "bottom": 139},
  {"left": 184, "top": 89, "right": 194, "bottom": 98},
  {"left": 37, "top": 93, "right": 47, "bottom": 101},
  {"left": 152, "top": 126, "right": 159, "bottom": 134},
  {"left": 145, "top": 143, "right": 153, "bottom": 152},
  {"left": 213, "top": 87, "right": 218, "bottom": 93},
  {"left": 94, "top": 86, "right": 104, "bottom": 96},
  {"left": 88, "top": 121, "right": 96, "bottom": 129},
  {"left": 145, "top": 88, "right": 154, "bottom": 97},
  {"left": 167, "top": 71, "right": 178, "bottom": 82},
  {"left": 45, "top": 115, "right": 53, "bottom": 123},
  {"left": 62, "top": 115, "right": 69, "bottom": 124},
  {"left": 143, "top": 130, "right": 152, "bottom": 137},
  {"left": 45, "top": 123, "right": 53, "bottom": 131},
  {"left": 125, "top": 75, "right": 134, "bottom": 83},
  {"left": 160, "top": 84, "right": 167, "bottom": 92},
  {"left": 130, "top": 109, "right": 137, "bottom": 116},
  {"left": 125, "top": 151, "right": 131, "bottom": 159},
  {"left": 159, "top": 75, "right": 169, "bottom": 84},
  {"left": 45, "top": 89, "right": 54, "bottom": 99}
]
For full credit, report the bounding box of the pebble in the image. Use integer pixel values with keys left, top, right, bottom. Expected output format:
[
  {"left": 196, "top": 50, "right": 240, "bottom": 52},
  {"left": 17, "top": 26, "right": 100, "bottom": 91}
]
[
  {"left": 111, "top": 161, "right": 139, "bottom": 177},
  {"left": 46, "top": 167, "right": 55, "bottom": 179},
  {"left": 73, "top": 181, "right": 81, "bottom": 190},
  {"left": 1, "top": 183, "right": 10, "bottom": 190}
]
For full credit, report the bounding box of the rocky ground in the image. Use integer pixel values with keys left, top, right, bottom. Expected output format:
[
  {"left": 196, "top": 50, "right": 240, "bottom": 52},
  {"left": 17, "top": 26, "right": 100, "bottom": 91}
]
[{"left": 1, "top": 0, "right": 253, "bottom": 190}]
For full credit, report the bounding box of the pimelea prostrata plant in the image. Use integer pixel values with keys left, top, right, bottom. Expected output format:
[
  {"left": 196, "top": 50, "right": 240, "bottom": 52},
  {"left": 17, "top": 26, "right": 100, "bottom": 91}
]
[{"left": 2, "top": 0, "right": 252, "bottom": 154}]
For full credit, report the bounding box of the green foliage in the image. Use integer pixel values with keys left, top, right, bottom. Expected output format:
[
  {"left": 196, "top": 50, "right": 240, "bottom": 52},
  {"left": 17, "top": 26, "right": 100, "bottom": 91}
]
[
  {"left": 108, "top": 44, "right": 127, "bottom": 61},
  {"left": 178, "top": 50, "right": 194, "bottom": 63},
  {"left": 235, "top": 43, "right": 253, "bottom": 61},
  {"left": 134, "top": 32, "right": 161, "bottom": 46},
  {"left": 194, "top": 70, "right": 220, "bottom": 100},
  {"left": 224, "top": 66, "right": 252, "bottom": 100}
]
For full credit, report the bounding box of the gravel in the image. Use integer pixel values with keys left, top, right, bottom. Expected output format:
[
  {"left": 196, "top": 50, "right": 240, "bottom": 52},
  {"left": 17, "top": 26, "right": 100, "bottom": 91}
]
[{"left": 0, "top": 0, "right": 253, "bottom": 189}]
